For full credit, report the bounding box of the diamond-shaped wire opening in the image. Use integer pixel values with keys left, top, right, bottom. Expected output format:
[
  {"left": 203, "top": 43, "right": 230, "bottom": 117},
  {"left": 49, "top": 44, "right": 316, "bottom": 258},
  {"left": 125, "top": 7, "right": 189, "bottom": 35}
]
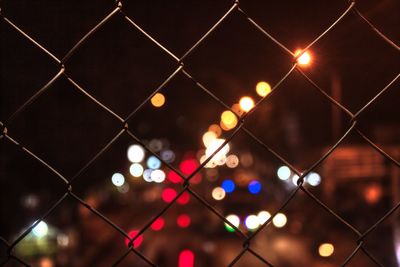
[
  {"left": 3, "top": 76, "right": 122, "bottom": 177},
  {"left": 121, "top": 0, "right": 233, "bottom": 56},
  {"left": 1, "top": 0, "right": 117, "bottom": 57}
]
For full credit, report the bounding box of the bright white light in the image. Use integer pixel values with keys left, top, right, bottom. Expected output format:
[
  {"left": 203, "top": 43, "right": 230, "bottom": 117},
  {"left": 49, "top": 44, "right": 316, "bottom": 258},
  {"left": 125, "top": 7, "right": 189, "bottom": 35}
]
[
  {"left": 306, "top": 172, "right": 321, "bottom": 186},
  {"left": 205, "top": 139, "right": 230, "bottom": 162},
  {"left": 212, "top": 187, "right": 226, "bottom": 200},
  {"left": 129, "top": 163, "right": 144, "bottom": 177},
  {"left": 147, "top": 156, "right": 161, "bottom": 169},
  {"left": 151, "top": 169, "right": 166, "bottom": 183},
  {"left": 202, "top": 131, "right": 217, "bottom": 148},
  {"left": 111, "top": 173, "right": 125, "bottom": 187},
  {"left": 257, "top": 211, "right": 271, "bottom": 225},
  {"left": 272, "top": 213, "right": 287, "bottom": 228},
  {"left": 295, "top": 49, "right": 312, "bottom": 66},
  {"left": 32, "top": 221, "right": 48, "bottom": 238},
  {"left": 292, "top": 174, "right": 300, "bottom": 186},
  {"left": 225, "top": 214, "right": 240, "bottom": 228},
  {"left": 143, "top": 169, "right": 153, "bottom": 182},
  {"left": 245, "top": 215, "right": 260, "bottom": 230},
  {"left": 127, "top": 145, "right": 145, "bottom": 163},
  {"left": 277, "top": 166, "right": 291, "bottom": 180}
]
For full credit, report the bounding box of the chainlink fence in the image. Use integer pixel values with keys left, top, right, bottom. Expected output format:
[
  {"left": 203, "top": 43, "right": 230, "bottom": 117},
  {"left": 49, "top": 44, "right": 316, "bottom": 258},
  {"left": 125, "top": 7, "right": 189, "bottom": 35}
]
[{"left": 1, "top": 0, "right": 400, "bottom": 266}]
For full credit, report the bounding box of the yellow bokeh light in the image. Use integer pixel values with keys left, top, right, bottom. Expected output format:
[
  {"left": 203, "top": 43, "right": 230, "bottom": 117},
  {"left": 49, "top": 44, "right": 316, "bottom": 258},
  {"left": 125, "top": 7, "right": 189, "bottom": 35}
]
[
  {"left": 295, "top": 49, "right": 312, "bottom": 66},
  {"left": 212, "top": 187, "right": 226, "bottom": 200},
  {"left": 318, "top": 243, "right": 334, "bottom": 257},
  {"left": 221, "top": 110, "right": 236, "bottom": 125},
  {"left": 239, "top": 96, "right": 255, "bottom": 112},
  {"left": 150, "top": 93, "right": 165, "bottom": 107},
  {"left": 256, "top": 82, "right": 272, "bottom": 97}
]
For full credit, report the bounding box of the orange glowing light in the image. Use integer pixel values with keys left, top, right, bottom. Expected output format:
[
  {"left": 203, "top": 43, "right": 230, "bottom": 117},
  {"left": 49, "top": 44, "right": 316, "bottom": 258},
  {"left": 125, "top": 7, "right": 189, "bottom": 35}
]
[
  {"left": 256, "top": 82, "right": 272, "bottom": 97},
  {"left": 295, "top": 49, "right": 312, "bottom": 66}
]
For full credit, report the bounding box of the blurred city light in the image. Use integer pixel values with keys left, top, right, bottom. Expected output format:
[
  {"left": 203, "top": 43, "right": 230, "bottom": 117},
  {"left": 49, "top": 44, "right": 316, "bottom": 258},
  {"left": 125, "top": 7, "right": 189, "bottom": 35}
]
[
  {"left": 177, "top": 191, "right": 190, "bottom": 205},
  {"left": 256, "top": 81, "right": 272, "bottom": 97},
  {"left": 257, "top": 211, "right": 271, "bottom": 225},
  {"left": 151, "top": 217, "right": 165, "bottom": 231},
  {"left": 295, "top": 49, "right": 312, "bottom": 66},
  {"left": 111, "top": 173, "right": 125, "bottom": 187},
  {"left": 162, "top": 188, "right": 177, "bottom": 203},
  {"left": 129, "top": 163, "right": 144, "bottom": 177},
  {"left": 205, "top": 139, "right": 230, "bottom": 162},
  {"left": 318, "top": 243, "right": 334, "bottom": 257},
  {"left": 178, "top": 249, "right": 195, "bottom": 267},
  {"left": 272, "top": 213, "right": 287, "bottom": 228},
  {"left": 32, "top": 221, "right": 48, "bottom": 238},
  {"left": 127, "top": 144, "right": 145, "bottom": 163},
  {"left": 125, "top": 230, "right": 143, "bottom": 248},
  {"left": 277, "top": 166, "right": 291, "bottom": 180},
  {"left": 248, "top": 180, "right": 262, "bottom": 194},
  {"left": 177, "top": 214, "right": 191, "bottom": 228},
  {"left": 226, "top": 154, "right": 239, "bottom": 168},
  {"left": 202, "top": 131, "right": 217, "bottom": 147},
  {"left": 211, "top": 187, "right": 226, "bottom": 201},
  {"left": 221, "top": 179, "right": 235, "bottom": 193},
  {"left": 151, "top": 169, "right": 166, "bottom": 183},
  {"left": 239, "top": 96, "right": 255, "bottom": 112},
  {"left": 245, "top": 215, "right": 260, "bottom": 230},
  {"left": 143, "top": 169, "right": 153, "bottom": 182},
  {"left": 150, "top": 92, "right": 165, "bottom": 107},
  {"left": 147, "top": 156, "right": 162, "bottom": 169},
  {"left": 167, "top": 171, "right": 182, "bottom": 184},
  {"left": 306, "top": 172, "right": 321, "bottom": 186},
  {"left": 225, "top": 214, "right": 240, "bottom": 232}
]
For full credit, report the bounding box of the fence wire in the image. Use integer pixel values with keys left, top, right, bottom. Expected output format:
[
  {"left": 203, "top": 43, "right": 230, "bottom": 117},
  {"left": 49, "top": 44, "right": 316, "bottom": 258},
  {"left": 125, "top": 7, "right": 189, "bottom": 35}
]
[{"left": 1, "top": 0, "right": 400, "bottom": 266}]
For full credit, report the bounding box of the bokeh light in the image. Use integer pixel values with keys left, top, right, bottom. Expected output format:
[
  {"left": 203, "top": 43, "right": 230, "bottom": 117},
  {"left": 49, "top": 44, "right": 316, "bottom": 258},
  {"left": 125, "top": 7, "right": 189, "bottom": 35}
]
[
  {"left": 245, "top": 215, "right": 260, "bottom": 230},
  {"left": 143, "top": 169, "right": 153, "bottom": 182},
  {"left": 111, "top": 173, "right": 125, "bottom": 187},
  {"left": 151, "top": 217, "right": 165, "bottom": 231},
  {"left": 32, "top": 221, "right": 48, "bottom": 238},
  {"left": 129, "top": 163, "right": 144, "bottom": 177},
  {"left": 147, "top": 156, "right": 162, "bottom": 169},
  {"left": 202, "top": 131, "right": 217, "bottom": 148},
  {"left": 127, "top": 144, "right": 145, "bottom": 163},
  {"left": 205, "top": 139, "right": 230, "bottom": 162},
  {"left": 277, "top": 166, "right": 291, "bottom": 180},
  {"left": 225, "top": 214, "right": 240, "bottom": 232},
  {"left": 306, "top": 172, "right": 321, "bottom": 186},
  {"left": 319, "top": 243, "right": 334, "bottom": 257},
  {"left": 226, "top": 154, "right": 239, "bottom": 168},
  {"left": 272, "top": 213, "right": 287, "bottom": 228},
  {"left": 180, "top": 159, "right": 198, "bottom": 175},
  {"left": 208, "top": 124, "right": 222, "bottom": 137},
  {"left": 162, "top": 188, "right": 177, "bottom": 203},
  {"left": 161, "top": 149, "right": 175, "bottom": 163},
  {"left": 150, "top": 92, "right": 165, "bottom": 107},
  {"left": 211, "top": 187, "right": 226, "bottom": 201},
  {"left": 257, "top": 211, "right": 271, "bottom": 225},
  {"left": 295, "top": 49, "right": 312, "bottom": 66},
  {"left": 248, "top": 180, "right": 262, "bottom": 194},
  {"left": 151, "top": 169, "right": 166, "bottom": 183},
  {"left": 239, "top": 96, "right": 255, "bottom": 112},
  {"left": 179, "top": 249, "right": 195, "bottom": 267},
  {"left": 177, "top": 191, "right": 190, "bottom": 205},
  {"left": 220, "top": 110, "right": 238, "bottom": 129},
  {"left": 221, "top": 179, "right": 235, "bottom": 193},
  {"left": 177, "top": 214, "right": 191, "bottom": 228},
  {"left": 125, "top": 230, "right": 143, "bottom": 248},
  {"left": 167, "top": 171, "right": 182, "bottom": 184},
  {"left": 256, "top": 81, "right": 272, "bottom": 97}
]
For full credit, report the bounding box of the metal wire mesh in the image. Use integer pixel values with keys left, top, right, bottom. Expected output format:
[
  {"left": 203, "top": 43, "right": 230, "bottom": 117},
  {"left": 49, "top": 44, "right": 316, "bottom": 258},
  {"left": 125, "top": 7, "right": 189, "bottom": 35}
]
[{"left": 1, "top": 0, "right": 399, "bottom": 266}]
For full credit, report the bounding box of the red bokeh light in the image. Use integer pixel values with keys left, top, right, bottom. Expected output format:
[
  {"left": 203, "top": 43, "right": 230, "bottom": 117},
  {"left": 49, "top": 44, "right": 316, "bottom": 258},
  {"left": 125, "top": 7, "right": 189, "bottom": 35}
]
[
  {"left": 180, "top": 159, "right": 198, "bottom": 175},
  {"left": 124, "top": 230, "right": 143, "bottom": 248},
  {"left": 177, "top": 214, "right": 191, "bottom": 228},
  {"left": 162, "top": 188, "right": 177, "bottom": 203},
  {"left": 150, "top": 217, "right": 165, "bottom": 231},
  {"left": 177, "top": 191, "right": 190, "bottom": 205},
  {"left": 178, "top": 249, "right": 195, "bottom": 267},
  {"left": 167, "top": 171, "right": 182, "bottom": 184}
]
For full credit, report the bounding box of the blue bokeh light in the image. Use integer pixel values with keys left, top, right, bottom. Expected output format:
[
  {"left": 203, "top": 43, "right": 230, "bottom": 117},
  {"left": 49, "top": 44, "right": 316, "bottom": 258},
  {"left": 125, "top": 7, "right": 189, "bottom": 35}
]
[
  {"left": 248, "top": 180, "right": 262, "bottom": 194},
  {"left": 147, "top": 156, "right": 161, "bottom": 169},
  {"left": 222, "top": 179, "right": 235, "bottom": 193}
]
